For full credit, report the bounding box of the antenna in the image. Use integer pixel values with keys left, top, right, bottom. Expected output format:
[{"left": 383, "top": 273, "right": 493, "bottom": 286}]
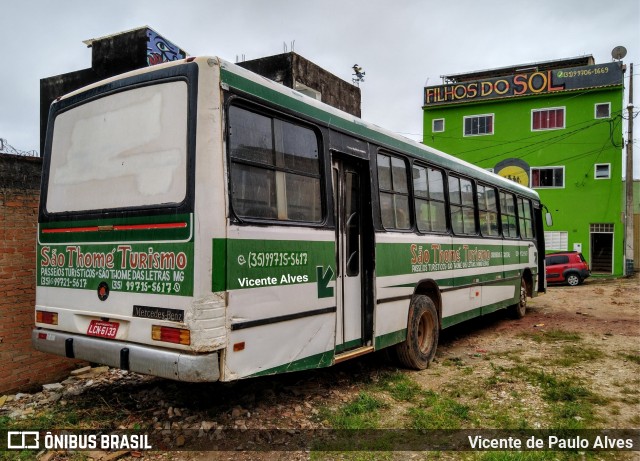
[
  {"left": 283, "top": 42, "right": 287, "bottom": 53},
  {"left": 352, "top": 64, "right": 365, "bottom": 86},
  {"left": 611, "top": 46, "right": 627, "bottom": 61}
]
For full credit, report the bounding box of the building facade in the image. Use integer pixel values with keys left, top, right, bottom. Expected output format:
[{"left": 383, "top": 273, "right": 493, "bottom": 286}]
[
  {"left": 238, "top": 52, "right": 361, "bottom": 118},
  {"left": 423, "top": 56, "right": 626, "bottom": 276}
]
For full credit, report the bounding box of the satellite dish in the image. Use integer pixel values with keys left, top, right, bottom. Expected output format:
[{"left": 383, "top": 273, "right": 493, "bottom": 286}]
[{"left": 611, "top": 46, "right": 627, "bottom": 61}]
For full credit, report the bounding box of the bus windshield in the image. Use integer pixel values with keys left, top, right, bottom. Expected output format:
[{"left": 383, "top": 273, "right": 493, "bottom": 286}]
[{"left": 46, "top": 81, "right": 188, "bottom": 213}]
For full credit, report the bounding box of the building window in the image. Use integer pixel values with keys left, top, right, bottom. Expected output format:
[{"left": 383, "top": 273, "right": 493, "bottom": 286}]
[
  {"left": 413, "top": 164, "right": 447, "bottom": 233},
  {"left": 448, "top": 175, "right": 476, "bottom": 235},
  {"left": 594, "top": 163, "right": 611, "bottom": 180},
  {"left": 432, "top": 118, "right": 445, "bottom": 132},
  {"left": 545, "top": 231, "right": 568, "bottom": 251},
  {"left": 595, "top": 103, "right": 611, "bottom": 119},
  {"left": 532, "top": 107, "right": 565, "bottom": 130},
  {"left": 464, "top": 114, "right": 493, "bottom": 136},
  {"left": 531, "top": 166, "right": 564, "bottom": 188},
  {"left": 590, "top": 223, "right": 614, "bottom": 233},
  {"left": 378, "top": 153, "right": 411, "bottom": 230}
]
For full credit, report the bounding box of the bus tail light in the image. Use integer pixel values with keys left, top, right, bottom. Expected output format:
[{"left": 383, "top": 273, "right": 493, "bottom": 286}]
[
  {"left": 151, "top": 326, "right": 190, "bottom": 345},
  {"left": 36, "top": 310, "right": 58, "bottom": 325}
]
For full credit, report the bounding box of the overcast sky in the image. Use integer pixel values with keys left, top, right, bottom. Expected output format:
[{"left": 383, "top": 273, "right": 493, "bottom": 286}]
[{"left": 2, "top": 0, "right": 639, "bottom": 174}]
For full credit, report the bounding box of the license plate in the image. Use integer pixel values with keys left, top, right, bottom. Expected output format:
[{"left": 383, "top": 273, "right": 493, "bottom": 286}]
[{"left": 87, "top": 320, "right": 119, "bottom": 339}]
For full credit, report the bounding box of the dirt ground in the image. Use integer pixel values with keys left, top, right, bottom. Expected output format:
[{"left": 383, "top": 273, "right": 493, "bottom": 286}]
[
  {"left": 2, "top": 274, "right": 639, "bottom": 461},
  {"left": 426, "top": 273, "right": 640, "bottom": 428}
]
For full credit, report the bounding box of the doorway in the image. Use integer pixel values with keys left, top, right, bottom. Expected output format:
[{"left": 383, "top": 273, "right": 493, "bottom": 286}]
[
  {"left": 331, "top": 154, "right": 374, "bottom": 354},
  {"left": 590, "top": 224, "right": 614, "bottom": 274}
]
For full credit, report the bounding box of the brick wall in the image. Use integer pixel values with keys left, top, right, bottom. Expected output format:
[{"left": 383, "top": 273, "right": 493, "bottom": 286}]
[{"left": 0, "top": 154, "right": 80, "bottom": 394}]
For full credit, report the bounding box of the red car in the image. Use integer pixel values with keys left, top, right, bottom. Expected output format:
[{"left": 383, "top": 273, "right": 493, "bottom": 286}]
[{"left": 545, "top": 251, "right": 590, "bottom": 286}]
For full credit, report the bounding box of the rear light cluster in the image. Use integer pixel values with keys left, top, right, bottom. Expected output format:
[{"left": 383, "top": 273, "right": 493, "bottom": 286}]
[
  {"left": 36, "top": 310, "right": 58, "bottom": 325},
  {"left": 152, "top": 325, "right": 190, "bottom": 345}
]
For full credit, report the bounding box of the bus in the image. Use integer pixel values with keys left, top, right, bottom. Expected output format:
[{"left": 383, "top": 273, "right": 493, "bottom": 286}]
[{"left": 33, "top": 56, "right": 546, "bottom": 382}]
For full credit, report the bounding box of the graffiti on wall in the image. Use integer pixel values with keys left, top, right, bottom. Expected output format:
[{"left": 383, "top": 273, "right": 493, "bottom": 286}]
[{"left": 146, "top": 29, "right": 185, "bottom": 66}]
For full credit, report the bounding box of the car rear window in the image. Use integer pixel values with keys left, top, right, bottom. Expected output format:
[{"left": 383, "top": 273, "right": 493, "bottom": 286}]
[{"left": 547, "top": 255, "right": 569, "bottom": 266}]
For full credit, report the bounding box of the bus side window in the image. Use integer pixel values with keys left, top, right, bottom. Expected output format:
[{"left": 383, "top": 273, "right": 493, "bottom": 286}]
[
  {"left": 228, "top": 105, "right": 322, "bottom": 223},
  {"left": 413, "top": 164, "right": 447, "bottom": 233},
  {"left": 518, "top": 197, "right": 534, "bottom": 239},
  {"left": 448, "top": 175, "right": 476, "bottom": 235},
  {"left": 500, "top": 192, "right": 518, "bottom": 238},
  {"left": 477, "top": 184, "right": 499, "bottom": 237},
  {"left": 377, "top": 153, "right": 411, "bottom": 230}
]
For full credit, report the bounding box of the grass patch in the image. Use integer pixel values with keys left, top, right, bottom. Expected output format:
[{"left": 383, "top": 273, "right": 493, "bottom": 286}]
[
  {"left": 519, "top": 329, "right": 582, "bottom": 343},
  {"left": 618, "top": 352, "right": 640, "bottom": 364},
  {"left": 552, "top": 345, "right": 604, "bottom": 366},
  {"left": 408, "top": 390, "right": 470, "bottom": 429},
  {"left": 375, "top": 371, "right": 421, "bottom": 402},
  {"left": 507, "top": 365, "right": 605, "bottom": 428},
  {"left": 320, "top": 391, "right": 387, "bottom": 429},
  {"left": 443, "top": 356, "right": 466, "bottom": 367},
  {"left": 476, "top": 452, "right": 588, "bottom": 461}
]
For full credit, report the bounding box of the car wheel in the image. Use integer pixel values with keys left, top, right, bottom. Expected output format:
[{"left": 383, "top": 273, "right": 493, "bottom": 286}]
[{"left": 566, "top": 273, "right": 581, "bottom": 286}]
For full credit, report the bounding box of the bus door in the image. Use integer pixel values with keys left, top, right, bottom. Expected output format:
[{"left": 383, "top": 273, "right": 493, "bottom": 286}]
[{"left": 331, "top": 156, "right": 373, "bottom": 355}]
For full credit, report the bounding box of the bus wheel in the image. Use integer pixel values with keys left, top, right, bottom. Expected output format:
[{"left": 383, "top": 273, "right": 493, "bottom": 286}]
[
  {"left": 509, "top": 277, "right": 527, "bottom": 319},
  {"left": 395, "top": 295, "right": 439, "bottom": 370}
]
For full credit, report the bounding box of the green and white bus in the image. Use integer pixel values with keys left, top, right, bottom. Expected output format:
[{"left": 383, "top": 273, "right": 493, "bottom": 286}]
[{"left": 33, "top": 56, "right": 546, "bottom": 382}]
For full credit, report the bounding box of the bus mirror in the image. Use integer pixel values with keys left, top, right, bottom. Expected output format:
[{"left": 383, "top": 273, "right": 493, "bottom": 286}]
[{"left": 545, "top": 212, "right": 553, "bottom": 227}]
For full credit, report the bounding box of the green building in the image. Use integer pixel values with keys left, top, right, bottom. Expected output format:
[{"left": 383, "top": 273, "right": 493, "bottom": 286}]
[{"left": 422, "top": 56, "right": 626, "bottom": 276}]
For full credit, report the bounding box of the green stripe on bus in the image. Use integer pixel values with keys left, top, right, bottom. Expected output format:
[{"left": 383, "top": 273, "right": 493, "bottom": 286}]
[
  {"left": 376, "top": 241, "right": 531, "bottom": 278},
  {"left": 212, "top": 238, "right": 227, "bottom": 292},
  {"left": 441, "top": 298, "right": 517, "bottom": 328},
  {"left": 374, "top": 329, "right": 407, "bottom": 350},
  {"left": 39, "top": 213, "right": 193, "bottom": 244},
  {"left": 37, "top": 241, "right": 195, "bottom": 296},
  {"left": 247, "top": 350, "right": 335, "bottom": 378},
  {"left": 335, "top": 339, "right": 363, "bottom": 354},
  {"left": 441, "top": 306, "right": 483, "bottom": 328},
  {"left": 212, "top": 238, "right": 335, "bottom": 291}
]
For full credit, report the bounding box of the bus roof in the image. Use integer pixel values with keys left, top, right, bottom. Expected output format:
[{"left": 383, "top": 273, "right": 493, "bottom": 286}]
[
  {"left": 53, "top": 56, "right": 539, "bottom": 202},
  {"left": 217, "top": 57, "right": 539, "bottom": 201}
]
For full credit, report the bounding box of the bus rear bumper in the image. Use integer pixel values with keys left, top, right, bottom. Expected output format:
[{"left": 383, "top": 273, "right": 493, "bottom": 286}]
[{"left": 32, "top": 328, "right": 220, "bottom": 382}]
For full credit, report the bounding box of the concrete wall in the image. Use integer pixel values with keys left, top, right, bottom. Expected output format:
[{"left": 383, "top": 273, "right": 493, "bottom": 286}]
[
  {"left": 0, "top": 154, "right": 80, "bottom": 393},
  {"left": 238, "top": 52, "right": 361, "bottom": 118}
]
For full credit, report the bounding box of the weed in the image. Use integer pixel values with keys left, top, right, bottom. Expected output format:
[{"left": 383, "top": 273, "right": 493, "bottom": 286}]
[
  {"left": 619, "top": 352, "right": 640, "bottom": 365},
  {"left": 376, "top": 371, "right": 421, "bottom": 402},
  {"left": 443, "top": 357, "right": 466, "bottom": 367},
  {"left": 408, "top": 390, "right": 470, "bottom": 429},
  {"left": 476, "top": 451, "right": 584, "bottom": 460},
  {"left": 552, "top": 345, "right": 604, "bottom": 366},
  {"left": 506, "top": 366, "right": 605, "bottom": 427},
  {"left": 321, "top": 392, "right": 387, "bottom": 429},
  {"left": 519, "top": 329, "right": 582, "bottom": 343}
]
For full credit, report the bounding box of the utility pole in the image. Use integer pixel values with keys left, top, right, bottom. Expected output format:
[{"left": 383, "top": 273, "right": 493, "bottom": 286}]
[{"left": 625, "top": 62, "right": 634, "bottom": 275}]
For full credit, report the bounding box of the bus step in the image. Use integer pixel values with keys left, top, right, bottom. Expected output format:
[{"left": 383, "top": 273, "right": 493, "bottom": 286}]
[{"left": 334, "top": 346, "right": 375, "bottom": 364}]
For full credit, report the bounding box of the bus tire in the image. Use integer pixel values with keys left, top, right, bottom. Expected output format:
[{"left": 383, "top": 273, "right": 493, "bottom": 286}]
[
  {"left": 509, "top": 277, "right": 527, "bottom": 319},
  {"left": 395, "top": 295, "right": 439, "bottom": 370}
]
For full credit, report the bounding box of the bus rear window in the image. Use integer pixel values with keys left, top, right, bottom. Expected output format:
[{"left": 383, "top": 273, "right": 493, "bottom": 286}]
[{"left": 46, "top": 81, "right": 188, "bottom": 213}]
